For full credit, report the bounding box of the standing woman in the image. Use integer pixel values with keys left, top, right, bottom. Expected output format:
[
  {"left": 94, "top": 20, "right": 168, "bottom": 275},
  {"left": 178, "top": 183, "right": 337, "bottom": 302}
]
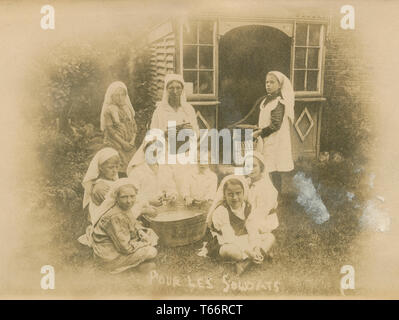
[
  {"left": 252, "top": 71, "right": 295, "bottom": 193},
  {"left": 101, "top": 81, "right": 137, "bottom": 177}
]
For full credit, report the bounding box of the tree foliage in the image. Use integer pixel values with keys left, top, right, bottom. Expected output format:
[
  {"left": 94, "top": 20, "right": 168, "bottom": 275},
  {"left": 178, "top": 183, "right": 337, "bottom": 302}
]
[{"left": 31, "top": 38, "right": 155, "bottom": 214}]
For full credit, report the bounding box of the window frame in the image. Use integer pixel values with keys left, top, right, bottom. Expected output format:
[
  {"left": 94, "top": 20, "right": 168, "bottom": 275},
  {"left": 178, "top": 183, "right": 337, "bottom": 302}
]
[
  {"left": 179, "top": 18, "right": 218, "bottom": 100},
  {"left": 179, "top": 18, "right": 327, "bottom": 99},
  {"left": 292, "top": 21, "right": 327, "bottom": 97}
]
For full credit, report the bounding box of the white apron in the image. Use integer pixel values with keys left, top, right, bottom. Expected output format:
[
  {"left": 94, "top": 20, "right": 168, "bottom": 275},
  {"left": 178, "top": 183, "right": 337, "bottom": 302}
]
[{"left": 256, "top": 97, "right": 294, "bottom": 173}]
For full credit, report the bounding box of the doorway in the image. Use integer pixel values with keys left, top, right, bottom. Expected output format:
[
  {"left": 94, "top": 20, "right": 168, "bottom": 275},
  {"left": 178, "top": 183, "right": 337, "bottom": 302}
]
[{"left": 218, "top": 25, "right": 291, "bottom": 128}]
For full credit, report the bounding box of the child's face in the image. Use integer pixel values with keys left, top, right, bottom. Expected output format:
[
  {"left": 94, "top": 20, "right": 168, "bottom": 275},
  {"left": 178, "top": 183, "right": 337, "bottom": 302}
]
[
  {"left": 265, "top": 74, "right": 280, "bottom": 95},
  {"left": 99, "top": 155, "right": 120, "bottom": 180},
  {"left": 247, "top": 157, "right": 262, "bottom": 181},
  {"left": 116, "top": 185, "right": 137, "bottom": 211},
  {"left": 224, "top": 183, "right": 244, "bottom": 210},
  {"left": 111, "top": 87, "right": 127, "bottom": 107}
]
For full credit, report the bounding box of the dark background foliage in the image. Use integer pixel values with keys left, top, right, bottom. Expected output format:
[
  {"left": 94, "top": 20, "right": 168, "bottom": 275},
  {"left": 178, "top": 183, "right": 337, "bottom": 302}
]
[{"left": 30, "top": 38, "right": 154, "bottom": 215}]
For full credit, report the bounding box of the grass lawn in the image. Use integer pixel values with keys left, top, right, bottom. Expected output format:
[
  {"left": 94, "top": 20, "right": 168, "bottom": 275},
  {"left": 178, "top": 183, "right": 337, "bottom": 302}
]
[{"left": 5, "top": 158, "right": 367, "bottom": 298}]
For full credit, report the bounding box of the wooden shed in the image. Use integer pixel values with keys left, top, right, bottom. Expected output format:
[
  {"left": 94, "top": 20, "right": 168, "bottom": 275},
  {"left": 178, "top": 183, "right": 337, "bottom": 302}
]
[{"left": 145, "top": 7, "right": 333, "bottom": 160}]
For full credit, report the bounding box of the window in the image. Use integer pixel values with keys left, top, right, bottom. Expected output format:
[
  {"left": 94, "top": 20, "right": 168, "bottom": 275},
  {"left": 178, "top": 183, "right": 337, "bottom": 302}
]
[
  {"left": 293, "top": 23, "right": 324, "bottom": 93},
  {"left": 182, "top": 20, "right": 216, "bottom": 96}
]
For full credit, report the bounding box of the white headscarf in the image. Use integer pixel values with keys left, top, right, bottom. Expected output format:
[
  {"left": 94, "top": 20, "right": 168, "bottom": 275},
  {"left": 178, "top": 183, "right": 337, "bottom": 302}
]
[
  {"left": 153, "top": 74, "right": 199, "bottom": 135},
  {"left": 90, "top": 178, "right": 139, "bottom": 227},
  {"left": 100, "top": 81, "right": 135, "bottom": 131},
  {"left": 126, "top": 135, "right": 165, "bottom": 176},
  {"left": 206, "top": 175, "right": 250, "bottom": 227},
  {"left": 267, "top": 71, "right": 295, "bottom": 122},
  {"left": 244, "top": 151, "right": 278, "bottom": 205},
  {"left": 126, "top": 141, "right": 147, "bottom": 177},
  {"left": 159, "top": 73, "right": 189, "bottom": 109},
  {"left": 244, "top": 151, "right": 270, "bottom": 179},
  {"left": 82, "top": 147, "right": 119, "bottom": 209}
]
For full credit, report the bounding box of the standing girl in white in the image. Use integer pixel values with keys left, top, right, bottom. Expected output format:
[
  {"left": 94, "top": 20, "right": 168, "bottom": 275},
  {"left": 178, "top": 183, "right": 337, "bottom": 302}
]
[{"left": 252, "top": 71, "right": 295, "bottom": 192}]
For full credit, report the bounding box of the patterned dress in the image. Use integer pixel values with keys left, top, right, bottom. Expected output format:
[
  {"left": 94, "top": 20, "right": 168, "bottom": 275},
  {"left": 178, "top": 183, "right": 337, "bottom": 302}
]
[
  {"left": 103, "top": 104, "right": 137, "bottom": 172},
  {"left": 91, "top": 205, "right": 157, "bottom": 270}
]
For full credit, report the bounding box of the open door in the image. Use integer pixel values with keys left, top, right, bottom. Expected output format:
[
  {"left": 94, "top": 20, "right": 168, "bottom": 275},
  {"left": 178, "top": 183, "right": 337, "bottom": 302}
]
[{"left": 218, "top": 25, "right": 291, "bottom": 128}]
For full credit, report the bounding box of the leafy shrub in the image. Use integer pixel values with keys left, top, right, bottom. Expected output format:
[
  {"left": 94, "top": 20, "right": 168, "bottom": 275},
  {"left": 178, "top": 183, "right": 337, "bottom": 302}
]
[{"left": 28, "top": 37, "right": 157, "bottom": 214}]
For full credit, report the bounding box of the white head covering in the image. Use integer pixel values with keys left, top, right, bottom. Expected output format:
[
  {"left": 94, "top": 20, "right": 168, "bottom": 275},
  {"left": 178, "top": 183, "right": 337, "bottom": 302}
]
[
  {"left": 126, "top": 141, "right": 146, "bottom": 176},
  {"left": 91, "top": 178, "right": 138, "bottom": 227},
  {"left": 159, "top": 74, "right": 189, "bottom": 108},
  {"left": 82, "top": 147, "right": 119, "bottom": 209},
  {"left": 267, "top": 71, "right": 295, "bottom": 122},
  {"left": 243, "top": 151, "right": 268, "bottom": 177},
  {"left": 126, "top": 135, "right": 165, "bottom": 176},
  {"left": 100, "top": 81, "right": 135, "bottom": 131},
  {"left": 206, "top": 175, "right": 250, "bottom": 227},
  {"left": 244, "top": 151, "right": 278, "bottom": 189},
  {"left": 243, "top": 151, "right": 278, "bottom": 212},
  {"left": 156, "top": 74, "right": 199, "bottom": 132}
]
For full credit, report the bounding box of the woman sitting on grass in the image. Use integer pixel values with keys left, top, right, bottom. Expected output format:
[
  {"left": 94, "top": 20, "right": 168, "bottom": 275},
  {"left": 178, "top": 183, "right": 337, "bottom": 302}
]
[
  {"left": 90, "top": 179, "right": 158, "bottom": 274},
  {"left": 206, "top": 175, "right": 273, "bottom": 274}
]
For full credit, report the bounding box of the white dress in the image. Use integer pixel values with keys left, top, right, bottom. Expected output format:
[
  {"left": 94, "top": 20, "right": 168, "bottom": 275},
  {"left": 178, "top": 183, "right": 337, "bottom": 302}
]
[
  {"left": 246, "top": 177, "right": 279, "bottom": 233},
  {"left": 128, "top": 162, "right": 177, "bottom": 204},
  {"left": 211, "top": 203, "right": 253, "bottom": 259},
  {"left": 150, "top": 103, "right": 199, "bottom": 135},
  {"left": 257, "top": 97, "right": 294, "bottom": 173}
]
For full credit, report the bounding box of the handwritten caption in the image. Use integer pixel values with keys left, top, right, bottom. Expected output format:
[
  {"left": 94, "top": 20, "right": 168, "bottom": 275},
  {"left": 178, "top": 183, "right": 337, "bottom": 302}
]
[{"left": 149, "top": 270, "right": 280, "bottom": 293}]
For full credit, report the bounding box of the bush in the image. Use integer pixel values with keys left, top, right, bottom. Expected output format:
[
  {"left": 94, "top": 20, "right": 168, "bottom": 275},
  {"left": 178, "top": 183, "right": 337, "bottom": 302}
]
[
  {"left": 28, "top": 37, "right": 157, "bottom": 214},
  {"left": 37, "top": 124, "right": 93, "bottom": 213}
]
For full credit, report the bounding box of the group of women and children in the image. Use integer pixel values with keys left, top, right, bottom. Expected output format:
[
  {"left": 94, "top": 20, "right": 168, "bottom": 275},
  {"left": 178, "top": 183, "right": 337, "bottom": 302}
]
[{"left": 78, "top": 72, "right": 295, "bottom": 275}]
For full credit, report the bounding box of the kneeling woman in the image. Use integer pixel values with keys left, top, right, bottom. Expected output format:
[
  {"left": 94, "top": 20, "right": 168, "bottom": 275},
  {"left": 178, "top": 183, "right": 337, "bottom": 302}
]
[
  {"left": 91, "top": 179, "right": 158, "bottom": 274},
  {"left": 206, "top": 175, "right": 274, "bottom": 273}
]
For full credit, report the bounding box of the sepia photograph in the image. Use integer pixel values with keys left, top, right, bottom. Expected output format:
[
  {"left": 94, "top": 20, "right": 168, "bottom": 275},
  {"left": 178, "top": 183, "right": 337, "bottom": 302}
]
[{"left": 0, "top": 0, "right": 398, "bottom": 300}]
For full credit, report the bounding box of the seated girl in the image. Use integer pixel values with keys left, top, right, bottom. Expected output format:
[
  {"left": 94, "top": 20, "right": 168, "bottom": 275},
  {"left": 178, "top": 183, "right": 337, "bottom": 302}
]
[
  {"left": 244, "top": 152, "right": 279, "bottom": 256},
  {"left": 82, "top": 148, "right": 120, "bottom": 221},
  {"left": 79, "top": 148, "right": 120, "bottom": 245},
  {"left": 182, "top": 150, "right": 217, "bottom": 211},
  {"left": 206, "top": 175, "right": 274, "bottom": 274},
  {"left": 91, "top": 178, "right": 158, "bottom": 274},
  {"left": 127, "top": 138, "right": 178, "bottom": 211}
]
